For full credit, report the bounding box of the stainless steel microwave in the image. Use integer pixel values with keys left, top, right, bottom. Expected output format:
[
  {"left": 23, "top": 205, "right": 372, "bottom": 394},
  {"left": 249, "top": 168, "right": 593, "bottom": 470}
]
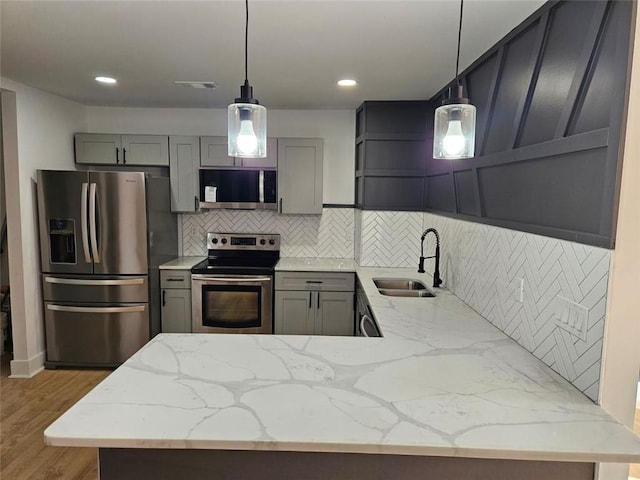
[{"left": 199, "top": 169, "right": 277, "bottom": 210}]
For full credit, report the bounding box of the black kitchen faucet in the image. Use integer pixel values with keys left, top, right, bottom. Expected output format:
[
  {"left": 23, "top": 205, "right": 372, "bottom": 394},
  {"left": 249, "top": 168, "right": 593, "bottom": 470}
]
[{"left": 418, "top": 228, "right": 443, "bottom": 288}]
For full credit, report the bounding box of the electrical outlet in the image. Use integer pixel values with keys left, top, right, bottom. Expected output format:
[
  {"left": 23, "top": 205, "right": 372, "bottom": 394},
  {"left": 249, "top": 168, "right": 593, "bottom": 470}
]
[
  {"left": 515, "top": 277, "right": 524, "bottom": 303},
  {"left": 554, "top": 296, "right": 589, "bottom": 341}
]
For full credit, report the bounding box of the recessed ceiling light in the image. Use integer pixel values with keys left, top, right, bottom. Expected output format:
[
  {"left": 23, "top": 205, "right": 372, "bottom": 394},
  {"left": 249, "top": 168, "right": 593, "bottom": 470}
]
[
  {"left": 337, "top": 79, "right": 357, "bottom": 87},
  {"left": 95, "top": 76, "right": 117, "bottom": 84}
]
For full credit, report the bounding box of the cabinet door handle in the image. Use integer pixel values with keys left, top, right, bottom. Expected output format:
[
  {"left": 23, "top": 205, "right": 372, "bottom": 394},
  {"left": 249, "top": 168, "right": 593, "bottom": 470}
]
[
  {"left": 122, "top": 147, "right": 127, "bottom": 164},
  {"left": 162, "top": 290, "right": 166, "bottom": 307},
  {"left": 115, "top": 147, "right": 120, "bottom": 164},
  {"left": 317, "top": 291, "right": 320, "bottom": 309},
  {"left": 194, "top": 195, "right": 199, "bottom": 211},
  {"left": 308, "top": 291, "right": 312, "bottom": 309},
  {"left": 279, "top": 198, "right": 283, "bottom": 214}
]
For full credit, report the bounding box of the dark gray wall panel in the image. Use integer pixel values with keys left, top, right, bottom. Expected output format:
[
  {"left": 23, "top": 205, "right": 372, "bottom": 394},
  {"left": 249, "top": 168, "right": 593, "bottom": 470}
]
[
  {"left": 364, "top": 141, "right": 426, "bottom": 172},
  {"left": 423, "top": 0, "right": 632, "bottom": 249},
  {"left": 570, "top": 3, "right": 619, "bottom": 136},
  {"left": 483, "top": 22, "right": 540, "bottom": 155},
  {"left": 519, "top": 2, "right": 598, "bottom": 147},
  {"left": 478, "top": 147, "right": 607, "bottom": 233},
  {"left": 466, "top": 52, "right": 499, "bottom": 156},
  {"left": 454, "top": 170, "right": 477, "bottom": 216},
  {"left": 363, "top": 177, "right": 424, "bottom": 211},
  {"left": 425, "top": 174, "right": 455, "bottom": 213},
  {"left": 363, "top": 102, "right": 429, "bottom": 135}
]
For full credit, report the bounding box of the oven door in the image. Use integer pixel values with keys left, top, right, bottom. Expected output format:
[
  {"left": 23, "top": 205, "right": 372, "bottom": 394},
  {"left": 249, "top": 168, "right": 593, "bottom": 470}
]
[{"left": 192, "top": 275, "right": 273, "bottom": 334}]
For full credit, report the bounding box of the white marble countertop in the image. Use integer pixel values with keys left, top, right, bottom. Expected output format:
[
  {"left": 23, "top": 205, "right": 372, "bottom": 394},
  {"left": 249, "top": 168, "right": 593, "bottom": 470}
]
[
  {"left": 44, "top": 266, "right": 640, "bottom": 463},
  {"left": 159, "top": 257, "right": 205, "bottom": 270},
  {"left": 275, "top": 257, "right": 357, "bottom": 272}
]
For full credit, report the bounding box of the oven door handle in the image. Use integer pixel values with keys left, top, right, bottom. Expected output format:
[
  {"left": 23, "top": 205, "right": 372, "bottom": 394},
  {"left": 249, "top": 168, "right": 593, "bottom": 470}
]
[{"left": 192, "top": 275, "right": 272, "bottom": 282}]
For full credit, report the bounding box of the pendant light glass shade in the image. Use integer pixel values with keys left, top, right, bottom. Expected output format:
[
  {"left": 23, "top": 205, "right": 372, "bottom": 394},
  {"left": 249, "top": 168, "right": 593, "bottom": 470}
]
[
  {"left": 228, "top": 102, "right": 267, "bottom": 157},
  {"left": 228, "top": 0, "right": 267, "bottom": 158},
  {"left": 433, "top": 100, "right": 476, "bottom": 159},
  {"left": 433, "top": 0, "right": 476, "bottom": 160}
]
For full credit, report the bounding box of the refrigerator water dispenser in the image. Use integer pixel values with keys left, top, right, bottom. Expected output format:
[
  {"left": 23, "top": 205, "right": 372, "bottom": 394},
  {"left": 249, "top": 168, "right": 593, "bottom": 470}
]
[{"left": 48, "top": 218, "right": 76, "bottom": 264}]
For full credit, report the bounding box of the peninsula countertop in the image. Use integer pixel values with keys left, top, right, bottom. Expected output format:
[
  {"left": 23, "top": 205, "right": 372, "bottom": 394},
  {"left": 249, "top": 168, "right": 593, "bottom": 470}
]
[{"left": 45, "top": 265, "right": 640, "bottom": 463}]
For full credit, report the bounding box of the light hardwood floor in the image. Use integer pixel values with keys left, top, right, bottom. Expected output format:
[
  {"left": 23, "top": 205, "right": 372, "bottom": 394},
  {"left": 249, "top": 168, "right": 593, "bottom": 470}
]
[{"left": 0, "top": 353, "right": 110, "bottom": 480}]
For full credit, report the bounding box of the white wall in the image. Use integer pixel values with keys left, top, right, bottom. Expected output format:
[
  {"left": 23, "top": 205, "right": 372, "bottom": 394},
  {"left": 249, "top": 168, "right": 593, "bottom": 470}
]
[
  {"left": 0, "top": 78, "right": 86, "bottom": 376},
  {"left": 86, "top": 107, "right": 355, "bottom": 205},
  {"left": 597, "top": 4, "right": 640, "bottom": 478}
]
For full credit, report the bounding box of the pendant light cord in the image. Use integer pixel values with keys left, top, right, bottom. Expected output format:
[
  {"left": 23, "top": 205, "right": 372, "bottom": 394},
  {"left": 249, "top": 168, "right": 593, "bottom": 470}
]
[
  {"left": 243, "top": 0, "right": 249, "bottom": 84},
  {"left": 455, "top": 0, "right": 464, "bottom": 87}
]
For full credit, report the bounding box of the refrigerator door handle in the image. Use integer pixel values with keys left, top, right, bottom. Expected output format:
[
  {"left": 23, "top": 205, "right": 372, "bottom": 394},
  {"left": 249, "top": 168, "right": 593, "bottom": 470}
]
[
  {"left": 44, "top": 276, "right": 145, "bottom": 286},
  {"left": 89, "top": 182, "right": 100, "bottom": 263},
  {"left": 259, "top": 170, "right": 265, "bottom": 203},
  {"left": 80, "top": 182, "right": 92, "bottom": 263},
  {"left": 47, "top": 304, "right": 146, "bottom": 314}
]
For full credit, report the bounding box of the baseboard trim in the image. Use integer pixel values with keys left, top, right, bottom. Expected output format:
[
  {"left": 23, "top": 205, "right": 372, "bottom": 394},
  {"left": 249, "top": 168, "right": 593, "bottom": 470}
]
[{"left": 10, "top": 351, "right": 45, "bottom": 378}]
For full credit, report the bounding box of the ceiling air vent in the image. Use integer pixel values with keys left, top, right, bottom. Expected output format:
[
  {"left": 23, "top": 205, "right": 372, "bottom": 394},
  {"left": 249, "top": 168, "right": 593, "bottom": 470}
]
[{"left": 174, "top": 81, "right": 217, "bottom": 89}]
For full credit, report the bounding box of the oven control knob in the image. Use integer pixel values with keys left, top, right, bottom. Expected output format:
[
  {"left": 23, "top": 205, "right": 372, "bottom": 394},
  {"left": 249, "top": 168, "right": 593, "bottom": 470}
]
[
  {"left": 211, "top": 238, "right": 218, "bottom": 244},
  {"left": 221, "top": 238, "right": 227, "bottom": 244},
  {"left": 260, "top": 239, "right": 266, "bottom": 245},
  {"left": 269, "top": 239, "right": 276, "bottom": 245}
]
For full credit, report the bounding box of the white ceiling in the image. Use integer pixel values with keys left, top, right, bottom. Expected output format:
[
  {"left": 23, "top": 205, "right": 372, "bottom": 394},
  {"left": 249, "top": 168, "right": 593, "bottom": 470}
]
[{"left": 0, "top": 0, "right": 546, "bottom": 110}]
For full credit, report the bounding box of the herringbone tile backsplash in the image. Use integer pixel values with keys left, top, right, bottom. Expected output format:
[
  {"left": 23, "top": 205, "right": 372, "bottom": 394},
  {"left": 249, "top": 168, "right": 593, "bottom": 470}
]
[
  {"left": 421, "top": 213, "right": 610, "bottom": 402},
  {"left": 181, "top": 208, "right": 354, "bottom": 258},
  {"left": 183, "top": 207, "right": 609, "bottom": 401},
  {"left": 355, "top": 210, "right": 610, "bottom": 401}
]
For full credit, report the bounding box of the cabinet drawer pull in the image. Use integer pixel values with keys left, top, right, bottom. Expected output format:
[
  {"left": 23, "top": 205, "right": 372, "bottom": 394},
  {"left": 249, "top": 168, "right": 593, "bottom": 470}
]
[
  {"left": 305, "top": 280, "right": 323, "bottom": 284},
  {"left": 166, "top": 278, "right": 185, "bottom": 282}
]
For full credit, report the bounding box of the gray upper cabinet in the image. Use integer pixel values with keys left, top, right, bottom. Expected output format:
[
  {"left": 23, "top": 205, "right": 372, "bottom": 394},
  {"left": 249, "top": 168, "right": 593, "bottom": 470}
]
[
  {"left": 200, "top": 136, "right": 277, "bottom": 169},
  {"left": 277, "top": 138, "right": 323, "bottom": 215},
  {"left": 169, "top": 136, "right": 200, "bottom": 213},
  {"left": 74, "top": 133, "right": 169, "bottom": 166},
  {"left": 75, "top": 133, "right": 122, "bottom": 165},
  {"left": 121, "top": 135, "right": 169, "bottom": 166}
]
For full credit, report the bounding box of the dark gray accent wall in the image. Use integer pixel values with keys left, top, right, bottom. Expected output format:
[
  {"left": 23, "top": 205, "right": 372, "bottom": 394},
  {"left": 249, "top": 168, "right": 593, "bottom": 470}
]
[{"left": 424, "top": 0, "right": 633, "bottom": 248}]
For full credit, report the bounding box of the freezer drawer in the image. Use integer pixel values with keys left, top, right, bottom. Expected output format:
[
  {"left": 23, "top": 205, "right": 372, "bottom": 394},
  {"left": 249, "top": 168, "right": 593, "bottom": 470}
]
[
  {"left": 44, "top": 302, "right": 149, "bottom": 366},
  {"left": 42, "top": 275, "right": 149, "bottom": 303}
]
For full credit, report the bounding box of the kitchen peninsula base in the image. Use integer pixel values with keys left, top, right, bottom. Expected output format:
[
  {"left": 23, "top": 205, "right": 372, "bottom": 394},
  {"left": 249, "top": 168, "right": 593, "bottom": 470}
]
[{"left": 99, "top": 448, "right": 594, "bottom": 480}]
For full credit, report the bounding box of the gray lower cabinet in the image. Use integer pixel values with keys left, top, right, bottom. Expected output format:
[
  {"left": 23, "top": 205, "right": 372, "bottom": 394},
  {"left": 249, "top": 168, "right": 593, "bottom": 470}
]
[
  {"left": 160, "top": 270, "right": 192, "bottom": 333},
  {"left": 277, "top": 138, "right": 323, "bottom": 214},
  {"left": 200, "top": 136, "right": 277, "bottom": 169},
  {"left": 274, "top": 271, "right": 354, "bottom": 336},
  {"left": 75, "top": 133, "right": 169, "bottom": 166},
  {"left": 169, "top": 136, "right": 200, "bottom": 212}
]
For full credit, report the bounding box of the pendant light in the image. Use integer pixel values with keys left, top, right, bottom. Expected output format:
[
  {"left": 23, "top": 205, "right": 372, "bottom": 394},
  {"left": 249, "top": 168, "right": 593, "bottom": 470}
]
[
  {"left": 228, "top": 0, "right": 267, "bottom": 158},
  {"left": 433, "top": 0, "right": 476, "bottom": 160}
]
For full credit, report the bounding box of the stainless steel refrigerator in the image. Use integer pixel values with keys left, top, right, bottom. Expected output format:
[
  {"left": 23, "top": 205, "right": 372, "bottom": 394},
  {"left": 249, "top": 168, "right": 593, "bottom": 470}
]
[{"left": 37, "top": 170, "right": 177, "bottom": 368}]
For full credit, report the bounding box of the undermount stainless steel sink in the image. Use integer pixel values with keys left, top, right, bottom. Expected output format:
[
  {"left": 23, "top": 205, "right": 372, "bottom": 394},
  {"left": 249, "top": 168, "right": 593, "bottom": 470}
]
[
  {"left": 373, "top": 278, "right": 427, "bottom": 290},
  {"left": 373, "top": 278, "right": 435, "bottom": 298},
  {"left": 377, "top": 288, "right": 435, "bottom": 298}
]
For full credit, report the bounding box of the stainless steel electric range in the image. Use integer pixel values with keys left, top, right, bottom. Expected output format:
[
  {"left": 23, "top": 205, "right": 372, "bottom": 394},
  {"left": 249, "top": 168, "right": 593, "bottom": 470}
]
[{"left": 191, "top": 232, "right": 280, "bottom": 334}]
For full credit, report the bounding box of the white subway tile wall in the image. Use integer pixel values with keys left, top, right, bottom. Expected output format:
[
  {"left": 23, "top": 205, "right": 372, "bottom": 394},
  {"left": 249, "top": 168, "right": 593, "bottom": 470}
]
[{"left": 181, "top": 208, "right": 354, "bottom": 259}]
